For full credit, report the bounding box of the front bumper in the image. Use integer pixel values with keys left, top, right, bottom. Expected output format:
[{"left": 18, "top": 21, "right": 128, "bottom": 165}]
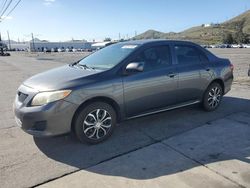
[{"left": 13, "top": 84, "right": 78, "bottom": 137}]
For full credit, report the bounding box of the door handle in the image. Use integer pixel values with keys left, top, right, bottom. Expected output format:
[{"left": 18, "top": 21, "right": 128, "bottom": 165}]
[
  {"left": 205, "top": 68, "right": 210, "bottom": 71},
  {"left": 167, "top": 73, "right": 176, "bottom": 78}
]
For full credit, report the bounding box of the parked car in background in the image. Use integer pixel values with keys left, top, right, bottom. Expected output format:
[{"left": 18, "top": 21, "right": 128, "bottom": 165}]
[
  {"left": 58, "top": 48, "right": 64, "bottom": 52},
  {"left": 51, "top": 48, "right": 59, "bottom": 52},
  {"left": 43, "top": 48, "right": 51, "bottom": 53},
  {"left": 231, "top": 44, "right": 240, "bottom": 48},
  {"left": 14, "top": 40, "right": 234, "bottom": 144},
  {"left": 248, "top": 64, "right": 250, "bottom": 77},
  {"left": 202, "top": 44, "right": 250, "bottom": 49},
  {"left": 243, "top": 44, "right": 250, "bottom": 48}
]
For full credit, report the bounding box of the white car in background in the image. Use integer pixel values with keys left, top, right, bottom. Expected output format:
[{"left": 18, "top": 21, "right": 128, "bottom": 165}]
[
  {"left": 243, "top": 44, "right": 250, "bottom": 48},
  {"left": 231, "top": 44, "right": 240, "bottom": 48},
  {"left": 58, "top": 48, "right": 63, "bottom": 52}
]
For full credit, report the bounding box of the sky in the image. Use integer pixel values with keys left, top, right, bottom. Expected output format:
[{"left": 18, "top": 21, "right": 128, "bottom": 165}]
[{"left": 1, "top": 0, "right": 250, "bottom": 42}]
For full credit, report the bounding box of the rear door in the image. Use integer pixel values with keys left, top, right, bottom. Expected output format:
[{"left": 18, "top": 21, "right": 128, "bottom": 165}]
[
  {"left": 122, "top": 44, "right": 178, "bottom": 117},
  {"left": 173, "top": 44, "right": 209, "bottom": 103}
]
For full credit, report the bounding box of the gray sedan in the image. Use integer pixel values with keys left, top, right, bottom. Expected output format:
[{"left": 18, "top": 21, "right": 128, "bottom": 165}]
[{"left": 14, "top": 40, "right": 234, "bottom": 144}]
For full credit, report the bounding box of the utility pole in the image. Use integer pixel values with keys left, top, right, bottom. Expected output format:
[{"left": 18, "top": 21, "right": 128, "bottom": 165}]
[
  {"left": 0, "top": 32, "right": 3, "bottom": 54},
  {"left": 7, "top": 31, "right": 11, "bottom": 50},
  {"left": 31, "top": 33, "right": 35, "bottom": 52},
  {"left": 118, "top": 33, "right": 121, "bottom": 41}
]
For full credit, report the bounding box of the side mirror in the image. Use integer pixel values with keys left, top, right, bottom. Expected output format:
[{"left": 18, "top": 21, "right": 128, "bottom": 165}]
[{"left": 125, "top": 62, "right": 144, "bottom": 73}]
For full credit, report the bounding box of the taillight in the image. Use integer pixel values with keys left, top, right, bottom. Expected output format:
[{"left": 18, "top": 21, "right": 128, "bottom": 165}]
[{"left": 230, "top": 64, "right": 234, "bottom": 72}]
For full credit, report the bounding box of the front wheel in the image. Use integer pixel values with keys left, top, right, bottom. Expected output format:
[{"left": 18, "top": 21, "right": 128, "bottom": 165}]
[
  {"left": 202, "top": 82, "right": 223, "bottom": 111},
  {"left": 74, "top": 102, "right": 116, "bottom": 144}
]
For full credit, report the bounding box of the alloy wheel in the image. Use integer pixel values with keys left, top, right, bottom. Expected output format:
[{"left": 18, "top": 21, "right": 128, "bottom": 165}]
[
  {"left": 83, "top": 109, "right": 112, "bottom": 140},
  {"left": 207, "top": 86, "right": 221, "bottom": 108}
]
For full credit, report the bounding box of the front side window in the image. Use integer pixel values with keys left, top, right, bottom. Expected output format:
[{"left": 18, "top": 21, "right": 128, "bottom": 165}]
[
  {"left": 78, "top": 43, "right": 139, "bottom": 70},
  {"left": 130, "top": 45, "right": 172, "bottom": 72},
  {"left": 174, "top": 45, "right": 204, "bottom": 65}
]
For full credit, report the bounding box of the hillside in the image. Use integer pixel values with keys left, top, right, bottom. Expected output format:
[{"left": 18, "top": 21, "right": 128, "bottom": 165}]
[{"left": 134, "top": 10, "right": 250, "bottom": 44}]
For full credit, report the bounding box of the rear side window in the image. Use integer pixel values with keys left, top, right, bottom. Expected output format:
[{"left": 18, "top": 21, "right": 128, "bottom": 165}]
[{"left": 174, "top": 45, "right": 207, "bottom": 65}]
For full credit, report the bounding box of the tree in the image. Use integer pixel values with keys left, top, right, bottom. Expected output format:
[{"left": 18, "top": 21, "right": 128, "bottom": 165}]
[
  {"left": 223, "top": 33, "right": 234, "bottom": 44},
  {"left": 104, "top": 37, "right": 111, "bottom": 42},
  {"left": 233, "top": 31, "right": 249, "bottom": 44}
]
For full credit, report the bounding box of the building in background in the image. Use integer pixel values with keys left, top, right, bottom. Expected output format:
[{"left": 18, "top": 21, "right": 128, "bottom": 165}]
[
  {"left": 2, "top": 39, "right": 119, "bottom": 52},
  {"left": 202, "top": 23, "right": 220, "bottom": 28},
  {"left": 29, "top": 40, "right": 92, "bottom": 52},
  {"left": 10, "top": 42, "right": 29, "bottom": 51},
  {"left": 2, "top": 39, "right": 93, "bottom": 52}
]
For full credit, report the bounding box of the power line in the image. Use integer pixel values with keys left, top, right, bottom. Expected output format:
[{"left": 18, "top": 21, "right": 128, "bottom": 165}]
[
  {"left": 0, "top": 0, "right": 8, "bottom": 15},
  {"left": 5, "top": 0, "right": 21, "bottom": 17},
  {"left": 0, "top": 0, "right": 21, "bottom": 22},
  {"left": 0, "top": 0, "right": 13, "bottom": 18}
]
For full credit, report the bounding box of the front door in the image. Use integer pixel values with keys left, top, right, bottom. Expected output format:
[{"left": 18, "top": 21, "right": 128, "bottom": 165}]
[{"left": 122, "top": 45, "right": 178, "bottom": 117}]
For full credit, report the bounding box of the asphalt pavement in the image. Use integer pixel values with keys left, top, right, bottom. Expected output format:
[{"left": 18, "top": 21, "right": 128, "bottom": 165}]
[{"left": 0, "top": 51, "right": 249, "bottom": 188}]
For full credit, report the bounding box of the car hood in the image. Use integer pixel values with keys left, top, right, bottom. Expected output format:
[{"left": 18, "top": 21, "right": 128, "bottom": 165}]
[{"left": 23, "top": 65, "right": 102, "bottom": 91}]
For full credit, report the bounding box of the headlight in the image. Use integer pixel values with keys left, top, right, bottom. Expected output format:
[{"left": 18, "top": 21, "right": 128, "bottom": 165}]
[{"left": 31, "top": 90, "right": 71, "bottom": 106}]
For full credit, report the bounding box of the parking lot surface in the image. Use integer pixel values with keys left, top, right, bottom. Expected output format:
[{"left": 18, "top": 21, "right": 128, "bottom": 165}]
[{"left": 0, "top": 49, "right": 250, "bottom": 188}]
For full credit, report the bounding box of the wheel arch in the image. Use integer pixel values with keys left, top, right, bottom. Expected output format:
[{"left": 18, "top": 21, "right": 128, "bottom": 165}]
[
  {"left": 71, "top": 96, "right": 122, "bottom": 133},
  {"left": 208, "top": 78, "right": 225, "bottom": 94},
  {"left": 202, "top": 78, "right": 224, "bottom": 111}
]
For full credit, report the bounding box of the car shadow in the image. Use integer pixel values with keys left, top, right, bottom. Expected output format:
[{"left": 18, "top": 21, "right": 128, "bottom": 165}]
[{"left": 34, "top": 96, "right": 250, "bottom": 180}]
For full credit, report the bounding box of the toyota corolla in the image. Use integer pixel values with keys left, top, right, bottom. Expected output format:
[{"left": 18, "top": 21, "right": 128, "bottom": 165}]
[{"left": 14, "top": 40, "right": 234, "bottom": 144}]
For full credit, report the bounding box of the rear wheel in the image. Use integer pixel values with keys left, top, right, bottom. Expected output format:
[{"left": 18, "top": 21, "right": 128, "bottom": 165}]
[
  {"left": 202, "top": 82, "right": 223, "bottom": 111},
  {"left": 74, "top": 102, "right": 116, "bottom": 144}
]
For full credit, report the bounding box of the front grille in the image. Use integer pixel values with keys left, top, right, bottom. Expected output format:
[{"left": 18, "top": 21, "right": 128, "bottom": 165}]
[{"left": 17, "top": 91, "right": 28, "bottom": 103}]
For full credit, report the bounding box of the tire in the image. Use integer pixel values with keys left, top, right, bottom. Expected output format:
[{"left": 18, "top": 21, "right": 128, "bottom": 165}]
[
  {"left": 202, "top": 82, "right": 223, "bottom": 111},
  {"left": 74, "top": 102, "right": 117, "bottom": 144}
]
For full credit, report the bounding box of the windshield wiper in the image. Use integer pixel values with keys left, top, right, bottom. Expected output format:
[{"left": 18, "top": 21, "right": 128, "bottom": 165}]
[
  {"left": 76, "top": 64, "right": 95, "bottom": 70},
  {"left": 69, "top": 61, "right": 80, "bottom": 67},
  {"left": 69, "top": 61, "right": 96, "bottom": 70}
]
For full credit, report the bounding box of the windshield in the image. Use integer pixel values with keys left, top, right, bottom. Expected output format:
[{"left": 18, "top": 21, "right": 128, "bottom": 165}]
[{"left": 78, "top": 43, "right": 139, "bottom": 70}]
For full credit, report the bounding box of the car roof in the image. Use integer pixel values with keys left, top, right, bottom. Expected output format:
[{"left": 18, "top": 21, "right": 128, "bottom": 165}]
[
  {"left": 117, "top": 39, "right": 217, "bottom": 61},
  {"left": 120, "top": 39, "right": 199, "bottom": 46}
]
